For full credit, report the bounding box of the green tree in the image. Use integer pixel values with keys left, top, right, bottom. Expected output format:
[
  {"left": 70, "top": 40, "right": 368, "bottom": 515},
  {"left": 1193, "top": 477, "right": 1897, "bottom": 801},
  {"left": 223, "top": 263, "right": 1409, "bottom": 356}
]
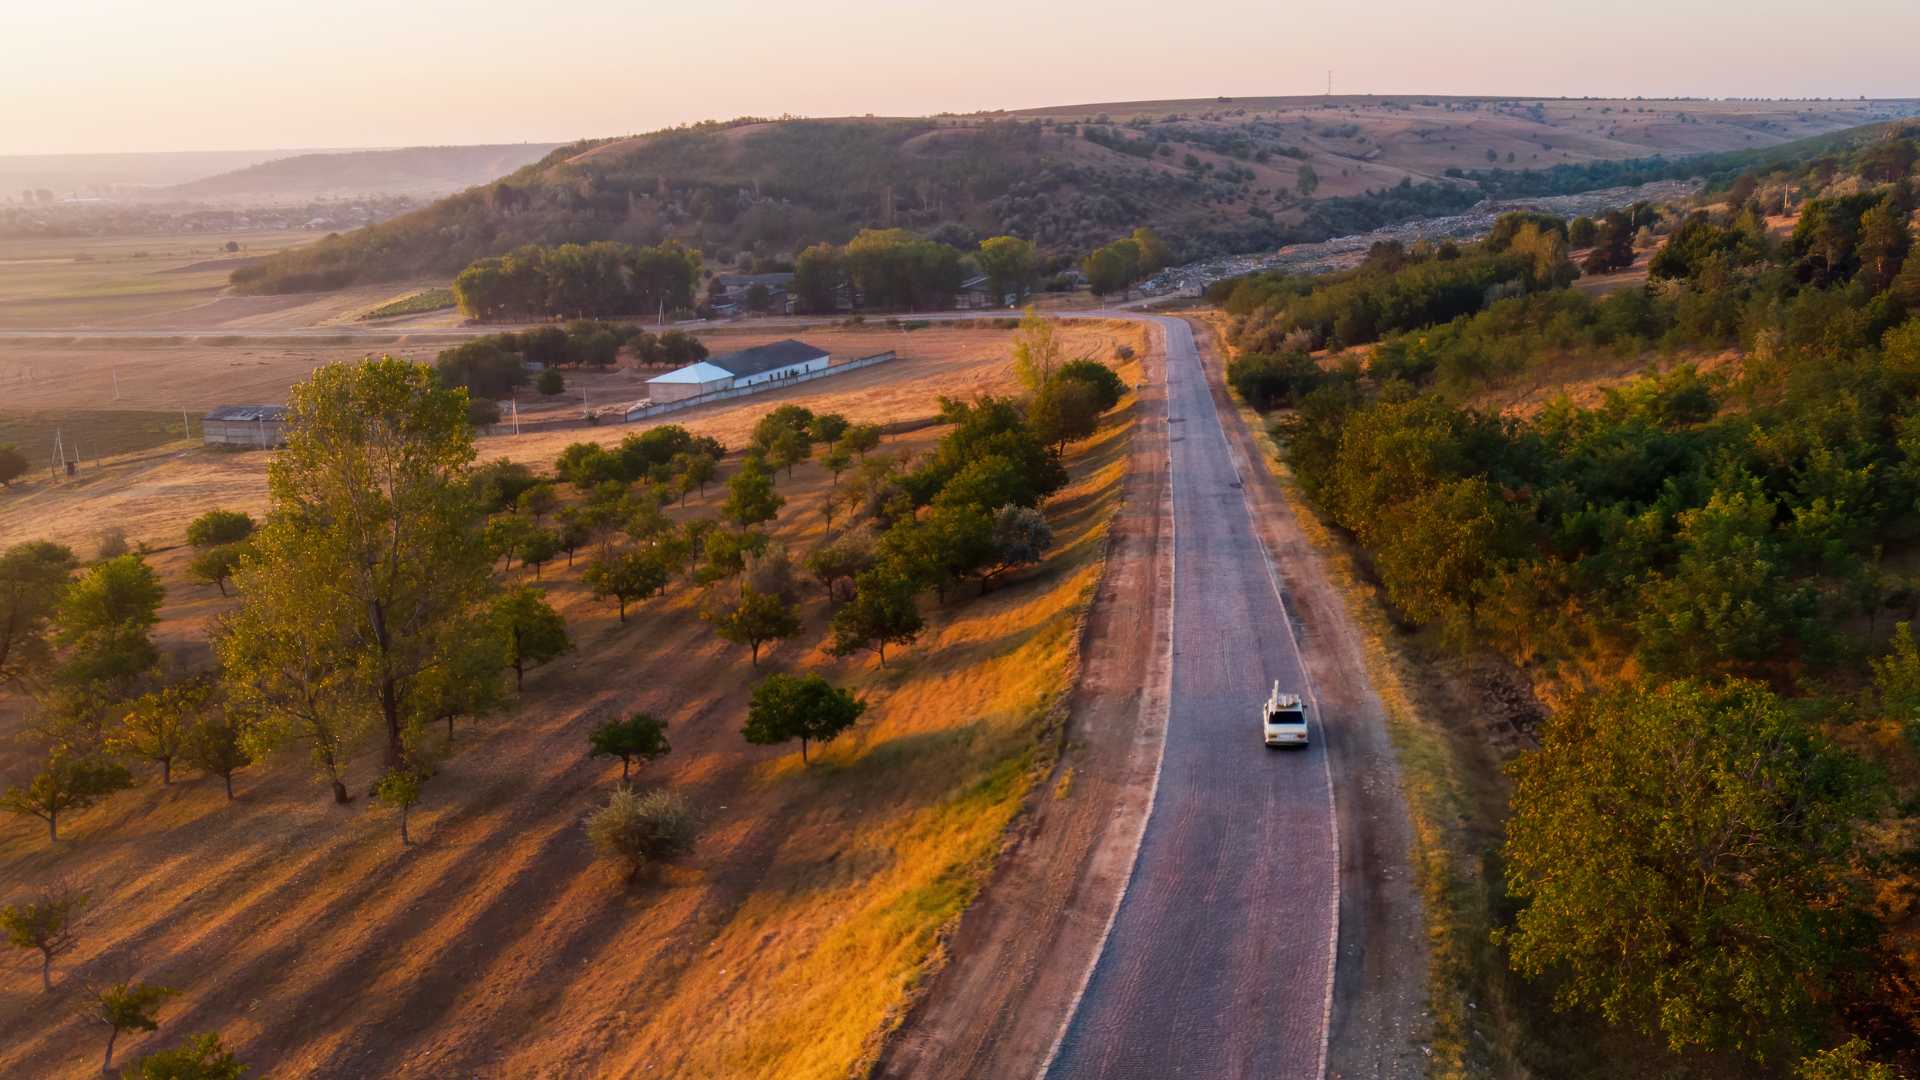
[
  {"left": 536, "top": 368, "right": 566, "bottom": 396},
  {"left": 1502, "top": 678, "right": 1872, "bottom": 1059},
  {"left": 1009, "top": 307, "right": 1065, "bottom": 393},
  {"left": 673, "top": 450, "right": 717, "bottom": 498},
  {"left": 0, "top": 443, "right": 28, "bottom": 487},
  {"left": 585, "top": 787, "right": 696, "bottom": 883},
  {"left": 587, "top": 712, "right": 671, "bottom": 781},
  {"left": 111, "top": 678, "right": 215, "bottom": 785},
  {"left": 702, "top": 586, "right": 800, "bottom": 667},
  {"left": 183, "top": 510, "right": 254, "bottom": 549},
  {"left": 181, "top": 710, "right": 252, "bottom": 801},
  {"left": 723, "top": 456, "right": 784, "bottom": 527},
  {"left": 218, "top": 358, "right": 495, "bottom": 775},
  {"left": 976, "top": 235, "right": 1039, "bottom": 306},
  {"left": 0, "top": 752, "right": 134, "bottom": 842},
  {"left": 90, "top": 980, "right": 177, "bottom": 1076},
  {"left": 988, "top": 505, "right": 1052, "bottom": 586},
  {"left": 1294, "top": 163, "right": 1319, "bottom": 196},
  {"left": 489, "top": 587, "right": 571, "bottom": 690},
  {"left": 514, "top": 483, "right": 558, "bottom": 522},
  {"left": 53, "top": 554, "right": 165, "bottom": 713},
  {"left": 828, "top": 564, "right": 924, "bottom": 665},
  {"left": 1028, "top": 377, "right": 1103, "bottom": 451},
  {"left": 839, "top": 424, "right": 882, "bottom": 460},
  {"left": 373, "top": 768, "right": 424, "bottom": 846},
  {"left": 1, "top": 880, "right": 85, "bottom": 991},
  {"left": 0, "top": 540, "right": 76, "bottom": 687},
  {"left": 585, "top": 551, "right": 667, "bottom": 623},
  {"left": 517, "top": 528, "right": 561, "bottom": 579},
  {"left": 123, "top": 1032, "right": 248, "bottom": 1080},
  {"left": 766, "top": 427, "right": 811, "bottom": 479},
  {"left": 1056, "top": 359, "right": 1125, "bottom": 411},
  {"left": 742, "top": 673, "right": 866, "bottom": 765},
  {"left": 187, "top": 544, "right": 246, "bottom": 598},
  {"left": 793, "top": 242, "right": 846, "bottom": 313},
  {"left": 1796, "top": 1038, "right": 1899, "bottom": 1080}
]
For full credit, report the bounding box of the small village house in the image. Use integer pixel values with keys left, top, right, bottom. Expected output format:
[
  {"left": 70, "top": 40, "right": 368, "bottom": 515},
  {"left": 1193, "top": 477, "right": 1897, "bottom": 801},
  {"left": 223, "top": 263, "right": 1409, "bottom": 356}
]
[{"left": 644, "top": 339, "right": 829, "bottom": 404}]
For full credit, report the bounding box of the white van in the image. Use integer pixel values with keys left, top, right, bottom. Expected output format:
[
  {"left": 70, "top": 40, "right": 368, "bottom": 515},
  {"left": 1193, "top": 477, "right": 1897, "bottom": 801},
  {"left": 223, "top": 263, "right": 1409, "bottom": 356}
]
[{"left": 1261, "top": 683, "right": 1310, "bottom": 748}]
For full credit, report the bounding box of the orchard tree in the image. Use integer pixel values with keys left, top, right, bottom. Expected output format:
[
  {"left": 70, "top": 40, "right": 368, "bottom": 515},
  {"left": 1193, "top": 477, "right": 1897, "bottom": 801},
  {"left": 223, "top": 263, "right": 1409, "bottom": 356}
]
[
  {"left": 124, "top": 1032, "right": 248, "bottom": 1080},
  {"left": 584, "top": 551, "right": 668, "bottom": 623},
  {"left": 183, "top": 510, "right": 254, "bottom": 549},
  {"left": 1, "top": 880, "right": 85, "bottom": 991},
  {"left": 838, "top": 424, "right": 882, "bottom": 460},
  {"left": 90, "top": 980, "right": 177, "bottom": 1075},
  {"left": 724, "top": 457, "right": 784, "bottom": 526},
  {"left": 517, "top": 529, "right": 561, "bottom": 579},
  {"left": 219, "top": 358, "right": 496, "bottom": 775},
  {"left": 0, "top": 752, "right": 134, "bottom": 842},
  {"left": 673, "top": 450, "right": 717, "bottom": 497},
  {"left": 182, "top": 710, "right": 252, "bottom": 801},
  {"left": 742, "top": 673, "right": 866, "bottom": 765},
  {"left": 828, "top": 565, "right": 924, "bottom": 665},
  {"left": 805, "top": 533, "right": 875, "bottom": 602},
  {"left": 0, "top": 540, "right": 77, "bottom": 687},
  {"left": 1502, "top": 678, "right": 1872, "bottom": 1059},
  {"left": 186, "top": 544, "right": 247, "bottom": 597},
  {"left": 766, "top": 427, "right": 811, "bottom": 479},
  {"left": 588, "top": 712, "right": 671, "bottom": 781},
  {"left": 111, "top": 678, "right": 215, "bottom": 785},
  {"left": 490, "top": 587, "right": 571, "bottom": 690},
  {"left": 374, "top": 768, "right": 424, "bottom": 846},
  {"left": 585, "top": 787, "right": 696, "bottom": 883},
  {"left": 51, "top": 554, "right": 165, "bottom": 731},
  {"left": 515, "top": 483, "right": 558, "bottom": 522},
  {"left": 703, "top": 586, "right": 800, "bottom": 667},
  {"left": 987, "top": 505, "right": 1052, "bottom": 586}
]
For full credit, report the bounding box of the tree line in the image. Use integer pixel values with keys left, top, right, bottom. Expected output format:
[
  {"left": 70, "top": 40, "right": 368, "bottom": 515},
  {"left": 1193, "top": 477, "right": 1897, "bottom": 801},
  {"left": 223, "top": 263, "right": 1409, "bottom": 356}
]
[
  {"left": 1226, "top": 152, "right": 1920, "bottom": 1072},
  {"left": 452, "top": 240, "right": 702, "bottom": 321}
]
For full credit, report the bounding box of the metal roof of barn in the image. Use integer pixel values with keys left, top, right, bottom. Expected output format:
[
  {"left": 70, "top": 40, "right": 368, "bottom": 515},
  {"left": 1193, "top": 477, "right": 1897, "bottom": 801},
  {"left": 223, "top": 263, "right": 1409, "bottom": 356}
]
[
  {"left": 707, "top": 339, "right": 828, "bottom": 378},
  {"left": 204, "top": 405, "right": 289, "bottom": 421}
]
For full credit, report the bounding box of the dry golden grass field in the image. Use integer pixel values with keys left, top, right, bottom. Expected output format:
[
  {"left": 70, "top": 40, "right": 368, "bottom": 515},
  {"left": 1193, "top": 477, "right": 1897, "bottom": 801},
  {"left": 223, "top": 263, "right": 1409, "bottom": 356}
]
[{"left": 0, "top": 320, "right": 1144, "bottom": 1077}]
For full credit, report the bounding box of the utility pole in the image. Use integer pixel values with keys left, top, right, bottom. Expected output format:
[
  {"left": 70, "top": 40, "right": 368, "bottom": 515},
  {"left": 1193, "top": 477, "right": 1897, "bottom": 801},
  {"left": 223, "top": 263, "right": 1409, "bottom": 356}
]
[{"left": 111, "top": 367, "right": 121, "bottom": 400}]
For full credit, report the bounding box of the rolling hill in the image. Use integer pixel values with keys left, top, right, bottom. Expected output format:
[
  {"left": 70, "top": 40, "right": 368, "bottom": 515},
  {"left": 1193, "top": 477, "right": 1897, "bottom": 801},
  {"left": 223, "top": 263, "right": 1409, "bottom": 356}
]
[
  {"left": 159, "top": 143, "right": 562, "bottom": 204},
  {"left": 232, "top": 95, "right": 1920, "bottom": 294}
]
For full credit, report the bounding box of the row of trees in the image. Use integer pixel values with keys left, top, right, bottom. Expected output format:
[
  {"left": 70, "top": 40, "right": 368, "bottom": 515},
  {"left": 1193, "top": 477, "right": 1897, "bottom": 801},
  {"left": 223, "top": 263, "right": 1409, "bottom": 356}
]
[
  {"left": 792, "top": 229, "right": 1048, "bottom": 312},
  {"left": 452, "top": 240, "right": 702, "bottom": 321}
]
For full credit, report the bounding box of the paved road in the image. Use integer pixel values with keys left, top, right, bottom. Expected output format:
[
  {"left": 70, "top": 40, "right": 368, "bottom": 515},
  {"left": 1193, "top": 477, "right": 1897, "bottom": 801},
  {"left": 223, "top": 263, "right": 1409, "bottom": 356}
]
[{"left": 1046, "top": 315, "right": 1339, "bottom": 1079}]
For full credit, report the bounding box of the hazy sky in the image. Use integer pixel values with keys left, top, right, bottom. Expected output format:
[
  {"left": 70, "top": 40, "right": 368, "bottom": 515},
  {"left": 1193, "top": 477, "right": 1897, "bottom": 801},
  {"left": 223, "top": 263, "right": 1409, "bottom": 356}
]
[{"left": 5, "top": 0, "right": 1917, "bottom": 155}]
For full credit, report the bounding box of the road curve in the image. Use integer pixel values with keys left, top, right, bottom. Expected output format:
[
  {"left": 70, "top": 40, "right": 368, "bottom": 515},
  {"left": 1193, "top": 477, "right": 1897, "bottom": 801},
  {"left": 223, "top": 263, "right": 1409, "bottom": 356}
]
[{"left": 1044, "top": 315, "right": 1339, "bottom": 1079}]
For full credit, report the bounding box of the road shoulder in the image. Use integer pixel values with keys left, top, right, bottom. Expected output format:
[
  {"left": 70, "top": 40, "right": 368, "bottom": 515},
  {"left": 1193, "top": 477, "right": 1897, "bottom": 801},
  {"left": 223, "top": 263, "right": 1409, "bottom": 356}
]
[{"left": 1185, "top": 315, "right": 1432, "bottom": 1078}]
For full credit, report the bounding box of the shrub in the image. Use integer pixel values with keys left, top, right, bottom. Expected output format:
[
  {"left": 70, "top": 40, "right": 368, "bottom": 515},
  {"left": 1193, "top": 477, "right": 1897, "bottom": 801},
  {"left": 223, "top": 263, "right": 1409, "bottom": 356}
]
[{"left": 586, "top": 787, "right": 696, "bottom": 882}]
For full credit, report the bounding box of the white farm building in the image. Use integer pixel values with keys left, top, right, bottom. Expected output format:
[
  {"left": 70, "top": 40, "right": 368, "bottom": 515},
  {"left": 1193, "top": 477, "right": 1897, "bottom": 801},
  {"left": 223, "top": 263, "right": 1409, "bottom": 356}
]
[{"left": 645, "top": 339, "right": 829, "bottom": 404}]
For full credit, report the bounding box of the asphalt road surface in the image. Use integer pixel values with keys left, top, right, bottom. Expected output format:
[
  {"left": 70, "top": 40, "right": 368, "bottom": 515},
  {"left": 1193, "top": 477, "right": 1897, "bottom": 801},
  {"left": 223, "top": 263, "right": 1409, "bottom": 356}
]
[{"left": 1045, "top": 315, "right": 1339, "bottom": 1079}]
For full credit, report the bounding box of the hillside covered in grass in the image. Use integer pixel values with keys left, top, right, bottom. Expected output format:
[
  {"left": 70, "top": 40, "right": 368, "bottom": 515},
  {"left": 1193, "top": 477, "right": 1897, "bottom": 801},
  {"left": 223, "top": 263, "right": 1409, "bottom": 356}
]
[{"left": 231, "top": 97, "right": 1919, "bottom": 294}]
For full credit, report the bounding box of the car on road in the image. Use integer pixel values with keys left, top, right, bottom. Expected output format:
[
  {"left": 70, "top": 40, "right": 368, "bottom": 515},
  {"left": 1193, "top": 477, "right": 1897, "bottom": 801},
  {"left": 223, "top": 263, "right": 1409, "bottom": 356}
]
[{"left": 1262, "top": 684, "right": 1310, "bottom": 748}]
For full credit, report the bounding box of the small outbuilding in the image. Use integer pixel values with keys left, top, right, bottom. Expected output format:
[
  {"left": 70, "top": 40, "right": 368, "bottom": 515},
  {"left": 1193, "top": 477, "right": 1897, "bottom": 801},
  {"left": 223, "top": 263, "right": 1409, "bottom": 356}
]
[
  {"left": 202, "top": 405, "right": 288, "bottom": 448},
  {"left": 644, "top": 339, "right": 830, "bottom": 404}
]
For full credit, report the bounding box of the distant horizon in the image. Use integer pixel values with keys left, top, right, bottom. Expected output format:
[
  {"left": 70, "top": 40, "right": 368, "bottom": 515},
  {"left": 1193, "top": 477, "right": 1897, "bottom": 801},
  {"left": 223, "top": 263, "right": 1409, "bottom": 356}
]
[{"left": 4, "top": 91, "right": 1918, "bottom": 161}]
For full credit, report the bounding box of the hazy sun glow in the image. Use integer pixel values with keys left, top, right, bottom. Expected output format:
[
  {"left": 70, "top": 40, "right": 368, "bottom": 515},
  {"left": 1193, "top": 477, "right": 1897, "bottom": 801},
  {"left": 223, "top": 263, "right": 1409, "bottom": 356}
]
[{"left": 3, "top": 0, "right": 1917, "bottom": 154}]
